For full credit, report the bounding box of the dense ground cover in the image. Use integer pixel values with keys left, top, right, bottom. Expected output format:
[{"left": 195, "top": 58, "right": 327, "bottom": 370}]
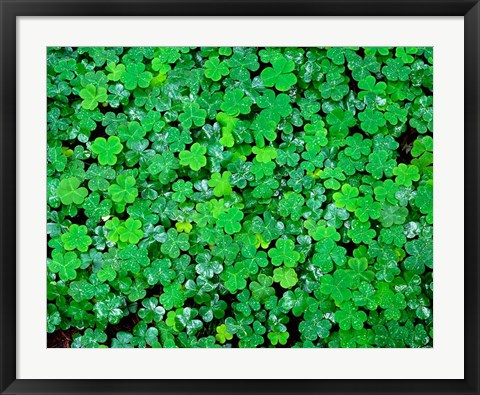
[{"left": 47, "top": 46, "right": 433, "bottom": 348}]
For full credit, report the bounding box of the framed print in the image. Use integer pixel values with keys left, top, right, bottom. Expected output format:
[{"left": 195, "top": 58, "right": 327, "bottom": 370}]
[{"left": 1, "top": 1, "right": 479, "bottom": 394}]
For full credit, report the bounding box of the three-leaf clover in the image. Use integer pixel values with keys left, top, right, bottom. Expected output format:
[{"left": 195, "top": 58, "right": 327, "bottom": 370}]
[
  {"left": 249, "top": 274, "right": 275, "bottom": 303},
  {"left": 221, "top": 89, "right": 253, "bottom": 116},
  {"left": 208, "top": 171, "right": 232, "bottom": 197},
  {"left": 393, "top": 164, "right": 420, "bottom": 186},
  {"left": 105, "top": 62, "right": 126, "bottom": 81},
  {"left": 268, "top": 238, "right": 300, "bottom": 267},
  {"left": 179, "top": 102, "right": 207, "bottom": 129},
  {"left": 334, "top": 302, "right": 368, "bottom": 330},
  {"left": 118, "top": 218, "right": 144, "bottom": 244},
  {"left": 120, "top": 63, "right": 152, "bottom": 90},
  {"left": 56, "top": 177, "right": 88, "bottom": 205},
  {"left": 117, "top": 121, "right": 146, "bottom": 145},
  {"left": 273, "top": 266, "right": 298, "bottom": 289},
  {"left": 179, "top": 143, "right": 207, "bottom": 171},
  {"left": 47, "top": 46, "right": 433, "bottom": 348},
  {"left": 49, "top": 250, "right": 82, "bottom": 281},
  {"left": 61, "top": 225, "right": 92, "bottom": 252},
  {"left": 358, "top": 108, "right": 386, "bottom": 135},
  {"left": 333, "top": 184, "right": 359, "bottom": 212},
  {"left": 260, "top": 56, "right": 297, "bottom": 91},
  {"left": 299, "top": 310, "right": 332, "bottom": 341},
  {"left": 404, "top": 237, "right": 433, "bottom": 274},
  {"left": 348, "top": 220, "right": 376, "bottom": 244},
  {"left": 217, "top": 207, "right": 244, "bottom": 235},
  {"left": 80, "top": 84, "right": 107, "bottom": 110},
  {"left": 159, "top": 283, "right": 187, "bottom": 310},
  {"left": 222, "top": 262, "right": 249, "bottom": 293},
  {"left": 319, "top": 270, "right": 353, "bottom": 303},
  {"left": 161, "top": 229, "right": 190, "bottom": 259},
  {"left": 204, "top": 57, "right": 229, "bottom": 81},
  {"left": 90, "top": 136, "right": 123, "bottom": 166},
  {"left": 108, "top": 174, "right": 138, "bottom": 204}
]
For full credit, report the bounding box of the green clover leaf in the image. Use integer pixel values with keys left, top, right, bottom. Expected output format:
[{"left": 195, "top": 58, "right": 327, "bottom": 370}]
[
  {"left": 348, "top": 220, "right": 376, "bottom": 244},
  {"left": 147, "top": 151, "right": 179, "bottom": 185},
  {"left": 355, "top": 195, "right": 382, "bottom": 222},
  {"left": 249, "top": 274, "right": 275, "bottom": 303},
  {"left": 382, "top": 58, "right": 411, "bottom": 81},
  {"left": 312, "top": 238, "right": 347, "bottom": 272},
  {"left": 326, "top": 108, "right": 356, "bottom": 136},
  {"left": 393, "top": 164, "right": 421, "bottom": 186},
  {"left": 304, "top": 122, "right": 328, "bottom": 153},
  {"left": 319, "top": 270, "right": 353, "bottom": 303},
  {"left": 268, "top": 331, "right": 289, "bottom": 346},
  {"left": 161, "top": 229, "right": 190, "bottom": 259},
  {"left": 179, "top": 102, "right": 207, "bottom": 129},
  {"left": 105, "top": 217, "right": 123, "bottom": 243},
  {"left": 144, "top": 259, "right": 176, "bottom": 286},
  {"left": 90, "top": 136, "right": 123, "bottom": 166},
  {"left": 358, "top": 108, "right": 386, "bottom": 135},
  {"left": 251, "top": 114, "right": 277, "bottom": 148},
  {"left": 118, "top": 218, "right": 144, "bottom": 244},
  {"left": 278, "top": 192, "right": 305, "bottom": 221},
  {"left": 357, "top": 75, "right": 386, "bottom": 100},
  {"left": 61, "top": 225, "right": 92, "bottom": 252},
  {"left": 105, "top": 62, "right": 125, "bottom": 81},
  {"left": 171, "top": 179, "right": 194, "bottom": 203},
  {"left": 217, "top": 112, "right": 239, "bottom": 147},
  {"left": 260, "top": 56, "right": 297, "bottom": 91},
  {"left": 160, "top": 283, "right": 187, "bottom": 310},
  {"left": 49, "top": 250, "right": 82, "bottom": 281},
  {"left": 80, "top": 84, "right": 107, "bottom": 110},
  {"left": 257, "top": 90, "right": 292, "bottom": 120},
  {"left": 252, "top": 146, "right": 277, "bottom": 163},
  {"left": 411, "top": 136, "right": 433, "bottom": 157},
  {"left": 208, "top": 171, "right": 232, "bottom": 197},
  {"left": 319, "top": 72, "right": 349, "bottom": 101},
  {"left": 366, "top": 150, "right": 396, "bottom": 179},
  {"left": 334, "top": 301, "right": 367, "bottom": 330},
  {"left": 348, "top": 53, "right": 380, "bottom": 81},
  {"left": 333, "top": 184, "right": 359, "bottom": 212},
  {"left": 380, "top": 204, "right": 408, "bottom": 228},
  {"left": 299, "top": 310, "right": 332, "bottom": 341},
  {"left": 215, "top": 324, "right": 233, "bottom": 344},
  {"left": 319, "top": 167, "right": 346, "bottom": 190},
  {"left": 221, "top": 262, "right": 249, "bottom": 293},
  {"left": 179, "top": 143, "right": 207, "bottom": 171},
  {"left": 108, "top": 174, "right": 138, "bottom": 204},
  {"left": 86, "top": 164, "right": 115, "bottom": 192},
  {"left": 404, "top": 237, "right": 433, "bottom": 274},
  {"left": 273, "top": 266, "right": 298, "bottom": 289},
  {"left": 204, "top": 57, "right": 230, "bottom": 81},
  {"left": 268, "top": 238, "right": 300, "bottom": 268},
  {"left": 345, "top": 133, "right": 372, "bottom": 160},
  {"left": 117, "top": 121, "right": 146, "bottom": 145},
  {"left": 56, "top": 177, "right": 88, "bottom": 205},
  {"left": 217, "top": 207, "right": 244, "bottom": 235},
  {"left": 120, "top": 63, "right": 152, "bottom": 90},
  {"left": 221, "top": 89, "right": 253, "bottom": 116}
]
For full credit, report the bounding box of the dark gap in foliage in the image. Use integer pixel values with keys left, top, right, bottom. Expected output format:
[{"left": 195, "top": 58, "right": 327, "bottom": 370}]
[
  {"left": 104, "top": 312, "right": 141, "bottom": 346},
  {"left": 47, "top": 327, "right": 79, "bottom": 348},
  {"left": 397, "top": 126, "right": 419, "bottom": 164},
  {"left": 284, "top": 314, "right": 302, "bottom": 347}
]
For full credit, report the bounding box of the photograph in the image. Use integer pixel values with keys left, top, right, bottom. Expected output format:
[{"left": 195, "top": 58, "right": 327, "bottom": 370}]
[{"left": 46, "top": 46, "right": 433, "bottom": 349}]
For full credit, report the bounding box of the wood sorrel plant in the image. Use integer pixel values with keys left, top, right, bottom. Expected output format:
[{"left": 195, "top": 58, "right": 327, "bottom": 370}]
[{"left": 47, "top": 46, "right": 433, "bottom": 348}]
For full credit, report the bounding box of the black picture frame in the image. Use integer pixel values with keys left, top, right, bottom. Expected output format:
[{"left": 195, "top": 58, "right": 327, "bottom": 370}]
[{"left": 1, "top": 1, "right": 478, "bottom": 394}]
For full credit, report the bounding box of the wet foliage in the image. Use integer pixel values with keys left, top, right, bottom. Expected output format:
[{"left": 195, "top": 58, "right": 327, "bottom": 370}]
[{"left": 47, "top": 46, "right": 433, "bottom": 348}]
